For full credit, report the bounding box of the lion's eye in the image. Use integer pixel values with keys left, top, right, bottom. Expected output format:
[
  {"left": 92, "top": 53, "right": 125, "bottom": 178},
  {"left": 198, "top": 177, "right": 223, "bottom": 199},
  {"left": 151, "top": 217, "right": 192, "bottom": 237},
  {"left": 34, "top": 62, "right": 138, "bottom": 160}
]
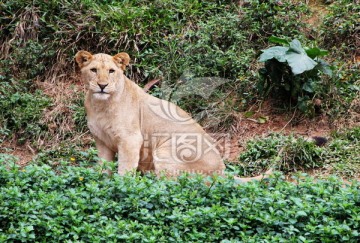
[
  {"left": 90, "top": 68, "right": 97, "bottom": 73},
  {"left": 109, "top": 69, "right": 115, "bottom": 74}
]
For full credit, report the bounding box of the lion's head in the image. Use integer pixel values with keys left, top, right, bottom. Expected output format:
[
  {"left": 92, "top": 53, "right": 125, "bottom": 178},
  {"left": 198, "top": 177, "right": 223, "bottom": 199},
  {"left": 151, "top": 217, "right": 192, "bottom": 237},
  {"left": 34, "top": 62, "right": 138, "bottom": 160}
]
[{"left": 75, "top": 51, "right": 130, "bottom": 100}]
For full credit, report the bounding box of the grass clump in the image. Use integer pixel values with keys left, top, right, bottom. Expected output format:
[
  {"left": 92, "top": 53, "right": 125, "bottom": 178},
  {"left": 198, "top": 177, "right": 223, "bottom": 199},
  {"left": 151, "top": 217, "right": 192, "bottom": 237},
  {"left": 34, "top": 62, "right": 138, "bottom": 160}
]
[
  {"left": 232, "top": 134, "right": 324, "bottom": 176},
  {"left": 234, "top": 127, "right": 360, "bottom": 178},
  {"left": 0, "top": 163, "right": 359, "bottom": 242}
]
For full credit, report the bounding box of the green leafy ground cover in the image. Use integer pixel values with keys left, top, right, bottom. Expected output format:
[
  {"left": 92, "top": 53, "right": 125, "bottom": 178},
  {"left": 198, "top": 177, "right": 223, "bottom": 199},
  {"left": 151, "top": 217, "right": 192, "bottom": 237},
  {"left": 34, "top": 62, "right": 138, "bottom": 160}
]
[
  {"left": 1, "top": 127, "right": 358, "bottom": 241},
  {"left": 0, "top": 164, "right": 359, "bottom": 242}
]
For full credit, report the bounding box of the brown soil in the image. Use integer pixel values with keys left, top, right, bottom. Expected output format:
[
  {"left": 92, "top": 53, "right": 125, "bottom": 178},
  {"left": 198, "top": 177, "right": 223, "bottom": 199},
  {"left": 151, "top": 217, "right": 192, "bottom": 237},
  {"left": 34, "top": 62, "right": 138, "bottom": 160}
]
[
  {"left": 225, "top": 100, "right": 331, "bottom": 161},
  {"left": 1, "top": 141, "right": 35, "bottom": 167},
  {"left": 305, "top": 0, "right": 329, "bottom": 28}
]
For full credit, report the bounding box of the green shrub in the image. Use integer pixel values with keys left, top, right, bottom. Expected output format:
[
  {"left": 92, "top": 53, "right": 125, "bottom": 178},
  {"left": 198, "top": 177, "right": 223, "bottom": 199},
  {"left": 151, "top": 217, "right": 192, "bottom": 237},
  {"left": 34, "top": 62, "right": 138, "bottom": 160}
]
[
  {"left": 0, "top": 77, "right": 51, "bottom": 144},
  {"left": 0, "top": 163, "right": 359, "bottom": 242},
  {"left": 7, "top": 40, "right": 54, "bottom": 80},
  {"left": 258, "top": 37, "right": 333, "bottom": 116}
]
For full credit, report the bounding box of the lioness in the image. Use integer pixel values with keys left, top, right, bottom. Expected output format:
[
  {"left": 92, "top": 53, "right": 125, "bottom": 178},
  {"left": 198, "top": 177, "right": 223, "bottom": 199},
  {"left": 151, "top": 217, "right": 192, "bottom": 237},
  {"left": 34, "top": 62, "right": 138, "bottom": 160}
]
[{"left": 75, "top": 51, "right": 270, "bottom": 182}]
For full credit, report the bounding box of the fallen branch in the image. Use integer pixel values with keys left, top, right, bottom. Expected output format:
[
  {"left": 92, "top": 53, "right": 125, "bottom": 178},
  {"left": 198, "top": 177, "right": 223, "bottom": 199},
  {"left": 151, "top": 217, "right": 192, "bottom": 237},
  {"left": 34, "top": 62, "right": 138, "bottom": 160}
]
[{"left": 143, "top": 79, "right": 161, "bottom": 93}]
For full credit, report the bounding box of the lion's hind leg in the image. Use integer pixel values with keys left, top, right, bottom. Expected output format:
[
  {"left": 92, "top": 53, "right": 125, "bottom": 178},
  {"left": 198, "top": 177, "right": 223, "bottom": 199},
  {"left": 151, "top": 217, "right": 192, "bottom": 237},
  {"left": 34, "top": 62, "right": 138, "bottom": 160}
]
[{"left": 152, "top": 141, "right": 225, "bottom": 177}]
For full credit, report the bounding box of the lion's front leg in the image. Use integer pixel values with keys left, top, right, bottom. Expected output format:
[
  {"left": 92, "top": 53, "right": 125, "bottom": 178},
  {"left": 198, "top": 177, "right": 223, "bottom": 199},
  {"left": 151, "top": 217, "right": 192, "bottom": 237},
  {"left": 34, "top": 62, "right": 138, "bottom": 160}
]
[
  {"left": 94, "top": 137, "right": 116, "bottom": 174},
  {"left": 117, "top": 134, "right": 143, "bottom": 175}
]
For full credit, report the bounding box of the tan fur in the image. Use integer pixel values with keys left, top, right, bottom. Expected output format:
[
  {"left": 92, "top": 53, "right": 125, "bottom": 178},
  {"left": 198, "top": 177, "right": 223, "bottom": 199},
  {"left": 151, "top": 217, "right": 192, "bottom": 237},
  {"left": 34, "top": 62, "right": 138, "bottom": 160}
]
[{"left": 75, "top": 51, "right": 271, "bottom": 182}]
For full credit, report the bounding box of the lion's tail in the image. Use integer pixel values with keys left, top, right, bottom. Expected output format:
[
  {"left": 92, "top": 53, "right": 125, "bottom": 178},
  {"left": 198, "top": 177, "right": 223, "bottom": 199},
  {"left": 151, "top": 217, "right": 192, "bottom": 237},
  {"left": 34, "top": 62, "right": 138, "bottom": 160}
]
[{"left": 234, "top": 168, "right": 273, "bottom": 183}]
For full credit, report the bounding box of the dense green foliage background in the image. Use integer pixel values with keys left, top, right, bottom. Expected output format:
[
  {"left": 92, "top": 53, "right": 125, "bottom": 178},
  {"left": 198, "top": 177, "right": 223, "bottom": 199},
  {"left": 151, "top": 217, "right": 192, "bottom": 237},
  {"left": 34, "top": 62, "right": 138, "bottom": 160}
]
[{"left": 1, "top": 0, "right": 358, "bottom": 146}]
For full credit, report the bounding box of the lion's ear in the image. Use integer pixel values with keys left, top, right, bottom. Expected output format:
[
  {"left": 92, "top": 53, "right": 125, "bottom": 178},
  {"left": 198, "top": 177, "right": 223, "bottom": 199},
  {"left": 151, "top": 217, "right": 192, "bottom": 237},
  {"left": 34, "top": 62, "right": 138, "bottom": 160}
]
[
  {"left": 75, "top": 50, "right": 93, "bottom": 68},
  {"left": 113, "top": 52, "right": 130, "bottom": 70}
]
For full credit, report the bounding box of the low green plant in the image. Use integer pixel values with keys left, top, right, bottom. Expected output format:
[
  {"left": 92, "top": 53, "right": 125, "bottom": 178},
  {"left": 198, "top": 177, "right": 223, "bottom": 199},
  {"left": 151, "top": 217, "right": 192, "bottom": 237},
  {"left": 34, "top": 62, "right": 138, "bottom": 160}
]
[
  {"left": 33, "top": 146, "right": 99, "bottom": 173},
  {"left": 258, "top": 37, "right": 333, "bottom": 116},
  {"left": 0, "top": 163, "right": 359, "bottom": 242},
  {"left": 233, "top": 127, "right": 360, "bottom": 178},
  {"left": 232, "top": 134, "right": 324, "bottom": 176},
  {"left": 0, "top": 153, "right": 19, "bottom": 168}
]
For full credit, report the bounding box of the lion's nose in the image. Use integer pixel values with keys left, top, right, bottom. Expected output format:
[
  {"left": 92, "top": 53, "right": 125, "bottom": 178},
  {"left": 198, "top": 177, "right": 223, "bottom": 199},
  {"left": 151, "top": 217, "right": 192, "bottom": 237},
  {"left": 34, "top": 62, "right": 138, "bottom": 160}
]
[{"left": 98, "top": 83, "right": 108, "bottom": 91}]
